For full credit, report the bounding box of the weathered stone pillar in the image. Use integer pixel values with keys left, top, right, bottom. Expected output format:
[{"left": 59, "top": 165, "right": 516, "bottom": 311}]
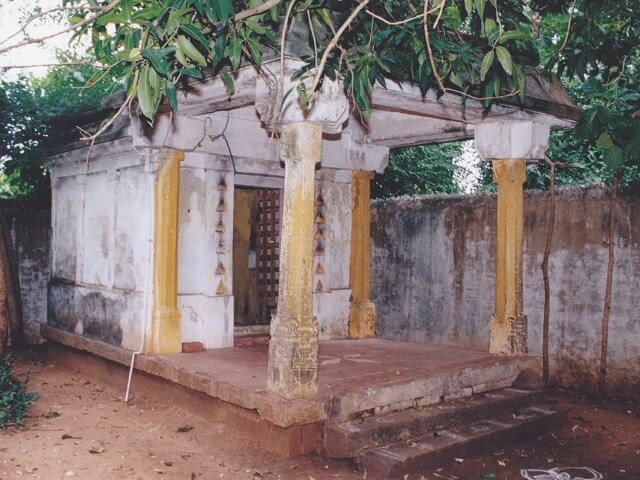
[
  {"left": 349, "top": 170, "right": 376, "bottom": 338},
  {"left": 475, "top": 121, "right": 550, "bottom": 355},
  {"left": 491, "top": 159, "right": 527, "bottom": 354},
  {"left": 267, "top": 122, "right": 322, "bottom": 398},
  {"left": 149, "top": 149, "right": 184, "bottom": 354}
]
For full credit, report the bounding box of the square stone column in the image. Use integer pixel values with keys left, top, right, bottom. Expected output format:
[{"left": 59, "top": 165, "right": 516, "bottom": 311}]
[
  {"left": 149, "top": 149, "right": 184, "bottom": 354},
  {"left": 475, "top": 121, "right": 549, "bottom": 355},
  {"left": 267, "top": 122, "right": 323, "bottom": 398},
  {"left": 257, "top": 61, "right": 349, "bottom": 398},
  {"left": 349, "top": 170, "right": 376, "bottom": 338}
]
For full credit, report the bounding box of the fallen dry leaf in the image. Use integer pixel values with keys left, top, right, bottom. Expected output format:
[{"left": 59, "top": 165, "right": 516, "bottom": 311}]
[
  {"left": 454, "top": 458, "right": 464, "bottom": 463},
  {"left": 89, "top": 446, "right": 105, "bottom": 454},
  {"left": 177, "top": 425, "right": 194, "bottom": 433},
  {"left": 498, "top": 460, "right": 506, "bottom": 467}
]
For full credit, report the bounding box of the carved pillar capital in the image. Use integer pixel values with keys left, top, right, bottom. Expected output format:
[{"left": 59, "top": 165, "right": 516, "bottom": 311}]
[{"left": 255, "top": 59, "right": 349, "bottom": 135}]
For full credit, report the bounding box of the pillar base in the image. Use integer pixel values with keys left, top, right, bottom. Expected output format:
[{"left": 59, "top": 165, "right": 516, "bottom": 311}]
[
  {"left": 149, "top": 308, "right": 182, "bottom": 354},
  {"left": 349, "top": 302, "right": 376, "bottom": 338},
  {"left": 268, "top": 314, "right": 319, "bottom": 398},
  {"left": 489, "top": 314, "right": 528, "bottom": 356}
]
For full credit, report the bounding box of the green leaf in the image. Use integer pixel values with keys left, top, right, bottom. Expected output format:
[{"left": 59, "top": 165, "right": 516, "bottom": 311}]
[
  {"left": 464, "top": 0, "right": 473, "bottom": 15},
  {"left": 115, "top": 48, "right": 142, "bottom": 62},
  {"left": 227, "top": 35, "right": 242, "bottom": 70},
  {"left": 69, "top": 15, "right": 85, "bottom": 25},
  {"left": 220, "top": 71, "right": 235, "bottom": 96},
  {"left": 180, "top": 67, "right": 203, "bottom": 78},
  {"left": 137, "top": 65, "right": 155, "bottom": 120},
  {"left": 603, "top": 145, "right": 624, "bottom": 173},
  {"left": 512, "top": 64, "right": 526, "bottom": 102},
  {"left": 596, "top": 132, "right": 614, "bottom": 150},
  {"left": 480, "top": 50, "right": 494, "bottom": 81},
  {"left": 213, "top": 0, "right": 232, "bottom": 23},
  {"left": 179, "top": 24, "right": 210, "bottom": 50},
  {"left": 214, "top": 34, "right": 226, "bottom": 60},
  {"left": 246, "top": 37, "right": 262, "bottom": 65},
  {"left": 177, "top": 35, "right": 207, "bottom": 67},
  {"left": 498, "top": 30, "right": 530, "bottom": 44},
  {"left": 141, "top": 48, "right": 171, "bottom": 77},
  {"left": 297, "top": 82, "right": 309, "bottom": 112},
  {"left": 493, "top": 74, "right": 501, "bottom": 97},
  {"left": 475, "top": 0, "right": 486, "bottom": 19},
  {"left": 165, "top": 82, "right": 178, "bottom": 111},
  {"left": 449, "top": 70, "right": 463, "bottom": 88},
  {"left": 495, "top": 46, "right": 512, "bottom": 75},
  {"left": 484, "top": 18, "right": 497, "bottom": 38}
]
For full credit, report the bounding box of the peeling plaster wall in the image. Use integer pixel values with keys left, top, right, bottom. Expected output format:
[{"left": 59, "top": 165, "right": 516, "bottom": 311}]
[
  {"left": 313, "top": 170, "right": 352, "bottom": 339},
  {"left": 371, "top": 186, "right": 640, "bottom": 399},
  {"left": 48, "top": 146, "right": 152, "bottom": 351},
  {"left": 178, "top": 155, "right": 234, "bottom": 348}
]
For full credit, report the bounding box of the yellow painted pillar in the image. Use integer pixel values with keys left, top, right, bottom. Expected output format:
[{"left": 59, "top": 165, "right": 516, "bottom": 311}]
[
  {"left": 267, "top": 122, "right": 322, "bottom": 398},
  {"left": 490, "top": 159, "right": 527, "bottom": 355},
  {"left": 148, "top": 149, "right": 184, "bottom": 354},
  {"left": 349, "top": 170, "right": 376, "bottom": 338},
  {"left": 475, "top": 121, "right": 550, "bottom": 356}
]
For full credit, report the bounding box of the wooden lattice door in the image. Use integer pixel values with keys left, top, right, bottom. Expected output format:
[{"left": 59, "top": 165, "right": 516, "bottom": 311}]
[{"left": 255, "top": 189, "right": 281, "bottom": 324}]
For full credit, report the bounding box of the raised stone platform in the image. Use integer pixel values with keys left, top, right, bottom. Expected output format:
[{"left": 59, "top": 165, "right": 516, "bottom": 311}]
[{"left": 41, "top": 325, "right": 538, "bottom": 457}]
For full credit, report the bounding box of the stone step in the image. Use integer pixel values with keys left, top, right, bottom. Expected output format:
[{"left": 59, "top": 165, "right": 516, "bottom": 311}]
[
  {"left": 324, "top": 387, "right": 543, "bottom": 458},
  {"left": 359, "top": 403, "right": 565, "bottom": 478}
]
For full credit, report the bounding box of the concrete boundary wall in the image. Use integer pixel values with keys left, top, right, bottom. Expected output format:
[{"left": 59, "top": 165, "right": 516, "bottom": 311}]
[
  {"left": 1, "top": 202, "right": 51, "bottom": 344},
  {"left": 371, "top": 185, "right": 640, "bottom": 399}
]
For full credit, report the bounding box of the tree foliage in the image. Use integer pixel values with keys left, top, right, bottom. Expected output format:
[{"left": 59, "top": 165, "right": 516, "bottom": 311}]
[
  {"left": 372, "top": 142, "right": 463, "bottom": 198},
  {"left": 1, "top": 0, "right": 639, "bottom": 198},
  {"left": 0, "top": 356, "right": 38, "bottom": 429},
  {"left": 537, "top": 0, "right": 640, "bottom": 180},
  {"left": 0, "top": 65, "right": 121, "bottom": 199},
  {"left": 62, "top": 0, "right": 541, "bottom": 125}
]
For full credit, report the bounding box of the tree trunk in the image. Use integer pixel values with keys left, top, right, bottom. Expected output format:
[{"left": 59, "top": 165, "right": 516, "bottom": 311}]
[
  {"left": 541, "top": 157, "right": 556, "bottom": 386},
  {"left": 0, "top": 209, "right": 24, "bottom": 347},
  {"left": 0, "top": 243, "right": 8, "bottom": 356},
  {"left": 598, "top": 175, "right": 618, "bottom": 400}
]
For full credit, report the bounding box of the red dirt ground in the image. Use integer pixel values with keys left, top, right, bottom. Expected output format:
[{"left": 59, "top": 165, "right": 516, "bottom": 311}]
[{"left": 1, "top": 350, "right": 639, "bottom": 480}]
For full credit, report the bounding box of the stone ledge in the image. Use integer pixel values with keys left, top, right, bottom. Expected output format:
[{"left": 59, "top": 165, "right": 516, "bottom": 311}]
[{"left": 40, "top": 325, "right": 327, "bottom": 428}]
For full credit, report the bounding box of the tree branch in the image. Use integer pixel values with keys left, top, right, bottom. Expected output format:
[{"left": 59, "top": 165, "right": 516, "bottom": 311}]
[
  {"left": 234, "top": 0, "right": 281, "bottom": 22},
  {"left": 423, "top": 0, "right": 447, "bottom": 92},
  {"left": 0, "top": 0, "right": 122, "bottom": 56},
  {"left": 0, "top": 61, "right": 101, "bottom": 73},
  {"left": 541, "top": 155, "right": 557, "bottom": 386},
  {"left": 558, "top": 0, "right": 578, "bottom": 54},
  {"left": 0, "top": 4, "right": 99, "bottom": 47},
  {"left": 308, "top": 0, "right": 370, "bottom": 98}
]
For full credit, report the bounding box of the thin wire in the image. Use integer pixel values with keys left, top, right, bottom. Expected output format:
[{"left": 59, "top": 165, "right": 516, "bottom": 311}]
[{"left": 206, "top": 111, "right": 236, "bottom": 174}]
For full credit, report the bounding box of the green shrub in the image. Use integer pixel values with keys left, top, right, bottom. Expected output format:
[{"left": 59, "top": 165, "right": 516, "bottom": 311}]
[{"left": 0, "top": 356, "right": 38, "bottom": 428}]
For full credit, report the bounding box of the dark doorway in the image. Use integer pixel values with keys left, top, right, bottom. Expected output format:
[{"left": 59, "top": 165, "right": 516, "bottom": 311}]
[{"left": 233, "top": 188, "right": 281, "bottom": 326}]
